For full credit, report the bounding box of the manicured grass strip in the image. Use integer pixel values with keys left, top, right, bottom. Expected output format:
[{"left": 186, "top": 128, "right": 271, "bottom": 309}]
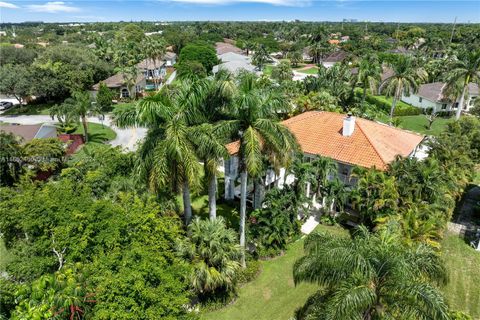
[
  {"left": 297, "top": 67, "right": 318, "bottom": 75},
  {"left": 2, "top": 103, "right": 53, "bottom": 116},
  {"left": 441, "top": 233, "right": 480, "bottom": 319},
  {"left": 397, "top": 115, "right": 454, "bottom": 136},
  {"left": 202, "top": 225, "right": 348, "bottom": 320},
  {"left": 73, "top": 122, "right": 116, "bottom": 144}
]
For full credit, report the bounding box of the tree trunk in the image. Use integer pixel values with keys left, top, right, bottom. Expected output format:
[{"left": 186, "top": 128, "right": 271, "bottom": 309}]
[
  {"left": 362, "top": 85, "right": 367, "bottom": 106},
  {"left": 239, "top": 169, "right": 248, "bottom": 268},
  {"left": 389, "top": 95, "right": 398, "bottom": 124},
  {"left": 183, "top": 180, "right": 192, "bottom": 225},
  {"left": 455, "top": 83, "right": 468, "bottom": 120},
  {"left": 208, "top": 174, "right": 217, "bottom": 220},
  {"left": 82, "top": 115, "right": 89, "bottom": 143},
  {"left": 253, "top": 178, "right": 265, "bottom": 210}
]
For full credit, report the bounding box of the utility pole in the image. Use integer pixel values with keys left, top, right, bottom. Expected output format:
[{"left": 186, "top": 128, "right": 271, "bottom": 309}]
[{"left": 449, "top": 16, "right": 457, "bottom": 44}]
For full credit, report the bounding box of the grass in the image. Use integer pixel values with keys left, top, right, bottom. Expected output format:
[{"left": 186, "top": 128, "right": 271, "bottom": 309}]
[
  {"left": 441, "top": 233, "right": 480, "bottom": 318},
  {"left": 73, "top": 122, "right": 116, "bottom": 144},
  {"left": 202, "top": 224, "right": 348, "bottom": 320},
  {"left": 1, "top": 103, "right": 53, "bottom": 115},
  {"left": 296, "top": 67, "right": 318, "bottom": 75},
  {"left": 263, "top": 65, "right": 274, "bottom": 76},
  {"left": 397, "top": 115, "right": 454, "bottom": 136}
]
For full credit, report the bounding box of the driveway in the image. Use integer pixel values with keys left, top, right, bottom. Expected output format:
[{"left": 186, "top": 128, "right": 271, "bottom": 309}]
[{"left": 0, "top": 114, "right": 146, "bottom": 151}]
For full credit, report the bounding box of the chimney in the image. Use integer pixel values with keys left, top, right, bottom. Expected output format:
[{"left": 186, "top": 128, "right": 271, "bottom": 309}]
[{"left": 342, "top": 113, "right": 356, "bottom": 136}]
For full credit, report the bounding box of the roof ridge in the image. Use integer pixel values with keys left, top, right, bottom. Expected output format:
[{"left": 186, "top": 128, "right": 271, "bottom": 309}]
[{"left": 355, "top": 120, "right": 388, "bottom": 168}]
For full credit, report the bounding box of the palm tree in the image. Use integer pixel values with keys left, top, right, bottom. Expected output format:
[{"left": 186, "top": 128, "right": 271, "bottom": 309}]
[
  {"left": 381, "top": 55, "right": 427, "bottom": 122},
  {"left": 177, "top": 217, "right": 241, "bottom": 298},
  {"left": 288, "top": 51, "right": 303, "bottom": 68},
  {"left": 73, "top": 91, "right": 94, "bottom": 143},
  {"left": 252, "top": 44, "right": 270, "bottom": 71},
  {"left": 113, "top": 80, "right": 208, "bottom": 225},
  {"left": 353, "top": 55, "right": 382, "bottom": 105},
  {"left": 445, "top": 50, "right": 480, "bottom": 120},
  {"left": 222, "top": 72, "right": 299, "bottom": 267},
  {"left": 142, "top": 37, "right": 166, "bottom": 89},
  {"left": 190, "top": 124, "right": 228, "bottom": 220},
  {"left": 294, "top": 226, "right": 449, "bottom": 320}
]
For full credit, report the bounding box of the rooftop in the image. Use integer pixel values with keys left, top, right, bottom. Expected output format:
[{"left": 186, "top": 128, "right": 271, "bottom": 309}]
[
  {"left": 416, "top": 82, "right": 479, "bottom": 102},
  {"left": 226, "top": 111, "right": 425, "bottom": 170},
  {"left": 0, "top": 124, "right": 57, "bottom": 142}
]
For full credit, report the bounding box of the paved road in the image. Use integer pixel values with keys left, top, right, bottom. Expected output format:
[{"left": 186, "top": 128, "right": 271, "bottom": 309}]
[{"left": 0, "top": 114, "right": 147, "bottom": 151}]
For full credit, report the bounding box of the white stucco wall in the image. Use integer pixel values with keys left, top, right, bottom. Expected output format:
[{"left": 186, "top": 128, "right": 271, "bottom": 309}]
[{"left": 402, "top": 93, "right": 477, "bottom": 112}]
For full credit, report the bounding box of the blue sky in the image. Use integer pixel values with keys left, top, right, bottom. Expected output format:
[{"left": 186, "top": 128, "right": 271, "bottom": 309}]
[{"left": 0, "top": 1, "right": 479, "bottom": 23}]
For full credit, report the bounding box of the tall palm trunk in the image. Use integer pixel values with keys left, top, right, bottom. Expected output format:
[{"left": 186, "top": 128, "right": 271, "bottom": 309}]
[
  {"left": 455, "top": 82, "right": 468, "bottom": 120},
  {"left": 183, "top": 180, "right": 192, "bottom": 225},
  {"left": 362, "top": 84, "right": 367, "bottom": 106},
  {"left": 81, "top": 115, "right": 89, "bottom": 143},
  {"left": 253, "top": 178, "right": 265, "bottom": 210},
  {"left": 239, "top": 168, "right": 248, "bottom": 268},
  {"left": 208, "top": 174, "right": 217, "bottom": 220},
  {"left": 389, "top": 84, "right": 402, "bottom": 124}
]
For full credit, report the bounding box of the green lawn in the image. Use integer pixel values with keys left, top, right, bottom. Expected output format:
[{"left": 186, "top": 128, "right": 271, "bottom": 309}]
[
  {"left": 441, "top": 233, "right": 480, "bottom": 318},
  {"left": 297, "top": 67, "right": 318, "bottom": 75},
  {"left": 73, "top": 122, "right": 116, "bottom": 144},
  {"left": 263, "top": 65, "right": 274, "bottom": 76},
  {"left": 202, "top": 224, "right": 348, "bottom": 320},
  {"left": 2, "top": 103, "right": 53, "bottom": 115},
  {"left": 397, "top": 115, "right": 454, "bottom": 136}
]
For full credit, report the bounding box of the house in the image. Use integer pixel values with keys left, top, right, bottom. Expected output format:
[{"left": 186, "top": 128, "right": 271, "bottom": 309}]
[
  {"left": 0, "top": 124, "right": 57, "bottom": 142},
  {"left": 213, "top": 52, "right": 257, "bottom": 74},
  {"left": 401, "top": 82, "right": 479, "bottom": 113},
  {"left": 164, "top": 51, "right": 177, "bottom": 67},
  {"left": 14, "top": 43, "right": 24, "bottom": 49},
  {"left": 92, "top": 73, "right": 146, "bottom": 99},
  {"left": 215, "top": 42, "right": 243, "bottom": 55},
  {"left": 224, "top": 111, "right": 425, "bottom": 201},
  {"left": 322, "top": 50, "right": 348, "bottom": 68},
  {"left": 136, "top": 58, "right": 167, "bottom": 87}
]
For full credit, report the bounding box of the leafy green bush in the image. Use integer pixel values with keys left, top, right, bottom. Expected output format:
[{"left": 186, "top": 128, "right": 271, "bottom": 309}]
[
  {"left": 365, "top": 94, "right": 421, "bottom": 116},
  {"left": 248, "top": 187, "right": 302, "bottom": 257},
  {"left": 237, "top": 259, "right": 261, "bottom": 285}
]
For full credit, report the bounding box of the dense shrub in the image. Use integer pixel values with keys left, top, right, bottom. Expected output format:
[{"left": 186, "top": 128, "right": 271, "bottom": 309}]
[{"left": 365, "top": 94, "right": 422, "bottom": 116}]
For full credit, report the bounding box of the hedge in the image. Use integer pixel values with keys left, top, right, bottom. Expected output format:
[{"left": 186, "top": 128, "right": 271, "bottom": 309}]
[{"left": 365, "top": 94, "right": 422, "bottom": 116}]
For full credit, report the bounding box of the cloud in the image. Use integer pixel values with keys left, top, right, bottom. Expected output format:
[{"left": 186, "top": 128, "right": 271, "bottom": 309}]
[
  {"left": 26, "top": 1, "right": 80, "bottom": 13},
  {"left": 166, "top": 0, "right": 310, "bottom": 6},
  {"left": 0, "top": 1, "right": 19, "bottom": 9}
]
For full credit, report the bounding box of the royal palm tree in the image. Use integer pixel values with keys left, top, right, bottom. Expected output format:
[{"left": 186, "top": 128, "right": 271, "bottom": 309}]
[
  {"left": 222, "top": 72, "right": 299, "bottom": 267},
  {"left": 177, "top": 217, "right": 241, "bottom": 298},
  {"left": 294, "top": 226, "right": 449, "bottom": 320},
  {"left": 445, "top": 50, "right": 480, "bottom": 120},
  {"left": 114, "top": 80, "right": 209, "bottom": 225},
  {"left": 353, "top": 55, "right": 382, "bottom": 105},
  {"left": 381, "top": 55, "right": 427, "bottom": 122},
  {"left": 142, "top": 37, "right": 166, "bottom": 89},
  {"left": 190, "top": 123, "right": 228, "bottom": 220}
]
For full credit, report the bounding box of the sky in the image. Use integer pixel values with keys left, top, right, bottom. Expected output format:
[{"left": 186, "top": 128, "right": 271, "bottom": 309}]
[{"left": 0, "top": 0, "right": 479, "bottom": 23}]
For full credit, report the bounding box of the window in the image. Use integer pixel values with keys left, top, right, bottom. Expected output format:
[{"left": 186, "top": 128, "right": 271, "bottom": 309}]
[
  {"left": 121, "top": 88, "right": 129, "bottom": 98},
  {"left": 419, "top": 97, "right": 423, "bottom": 103},
  {"left": 453, "top": 102, "right": 459, "bottom": 109},
  {"left": 442, "top": 104, "right": 447, "bottom": 110}
]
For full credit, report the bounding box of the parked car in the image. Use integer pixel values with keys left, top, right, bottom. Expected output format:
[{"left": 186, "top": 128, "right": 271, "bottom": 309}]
[{"left": 0, "top": 101, "right": 14, "bottom": 111}]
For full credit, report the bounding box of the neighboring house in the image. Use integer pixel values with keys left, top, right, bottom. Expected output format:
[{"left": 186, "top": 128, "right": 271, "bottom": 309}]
[
  {"left": 164, "top": 51, "right": 177, "bottom": 67},
  {"left": 92, "top": 73, "right": 146, "bottom": 99},
  {"left": 302, "top": 47, "right": 313, "bottom": 62},
  {"left": 322, "top": 50, "right": 348, "bottom": 68},
  {"left": 137, "top": 58, "right": 167, "bottom": 84},
  {"left": 213, "top": 52, "right": 257, "bottom": 74},
  {"left": 224, "top": 111, "right": 425, "bottom": 201},
  {"left": 215, "top": 42, "right": 243, "bottom": 55},
  {"left": 340, "top": 36, "right": 350, "bottom": 42},
  {"left": 401, "top": 82, "right": 479, "bottom": 113},
  {"left": 0, "top": 124, "right": 57, "bottom": 142}
]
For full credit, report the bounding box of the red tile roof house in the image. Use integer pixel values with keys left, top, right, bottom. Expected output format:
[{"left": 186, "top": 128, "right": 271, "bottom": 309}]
[{"left": 223, "top": 111, "right": 425, "bottom": 207}]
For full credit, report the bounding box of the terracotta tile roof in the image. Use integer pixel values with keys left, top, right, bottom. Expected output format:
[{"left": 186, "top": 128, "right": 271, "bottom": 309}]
[{"left": 226, "top": 111, "right": 424, "bottom": 170}]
